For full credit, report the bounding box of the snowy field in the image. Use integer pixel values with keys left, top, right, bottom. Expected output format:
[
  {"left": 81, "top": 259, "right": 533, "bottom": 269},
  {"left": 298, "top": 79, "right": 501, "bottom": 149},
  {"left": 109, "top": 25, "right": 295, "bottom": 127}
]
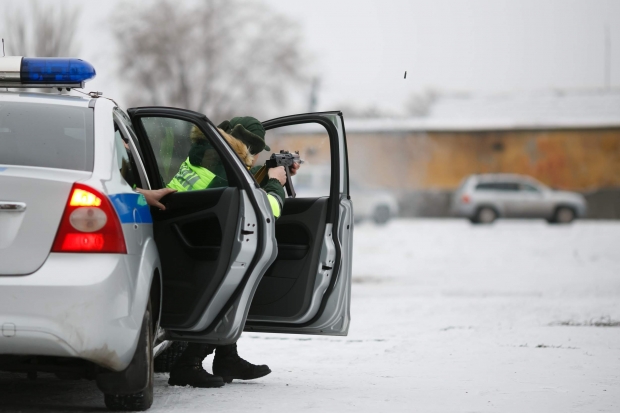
[{"left": 1, "top": 219, "right": 619, "bottom": 412}]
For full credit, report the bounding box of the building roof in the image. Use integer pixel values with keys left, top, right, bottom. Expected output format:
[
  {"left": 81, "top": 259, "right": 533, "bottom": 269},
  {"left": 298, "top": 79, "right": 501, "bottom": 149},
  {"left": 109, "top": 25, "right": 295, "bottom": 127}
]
[{"left": 343, "top": 90, "right": 620, "bottom": 133}]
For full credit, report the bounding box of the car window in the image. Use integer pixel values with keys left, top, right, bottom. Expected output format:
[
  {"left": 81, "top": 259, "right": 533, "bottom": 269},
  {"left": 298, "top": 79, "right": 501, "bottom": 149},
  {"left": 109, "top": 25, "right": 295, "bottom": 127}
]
[
  {"left": 476, "top": 182, "right": 519, "bottom": 191},
  {"left": 475, "top": 183, "right": 494, "bottom": 190},
  {"left": 114, "top": 122, "right": 143, "bottom": 189},
  {"left": 139, "top": 117, "right": 230, "bottom": 189},
  {"left": 0, "top": 102, "right": 94, "bottom": 171},
  {"left": 520, "top": 183, "right": 540, "bottom": 192}
]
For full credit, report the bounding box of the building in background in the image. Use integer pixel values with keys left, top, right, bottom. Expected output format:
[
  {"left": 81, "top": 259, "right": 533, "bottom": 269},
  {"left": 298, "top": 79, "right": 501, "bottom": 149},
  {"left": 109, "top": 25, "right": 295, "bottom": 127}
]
[{"left": 272, "top": 91, "right": 620, "bottom": 219}]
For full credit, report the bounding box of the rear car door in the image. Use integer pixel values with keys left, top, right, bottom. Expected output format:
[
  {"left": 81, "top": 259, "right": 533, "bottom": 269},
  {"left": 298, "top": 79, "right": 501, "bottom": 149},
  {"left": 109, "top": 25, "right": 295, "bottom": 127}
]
[
  {"left": 127, "top": 107, "right": 277, "bottom": 344},
  {"left": 245, "top": 112, "right": 354, "bottom": 336}
]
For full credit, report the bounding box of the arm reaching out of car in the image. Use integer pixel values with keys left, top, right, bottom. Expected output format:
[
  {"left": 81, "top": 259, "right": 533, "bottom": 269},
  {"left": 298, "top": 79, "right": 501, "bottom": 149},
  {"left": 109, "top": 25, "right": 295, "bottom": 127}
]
[{"left": 136, "top": 187, "right": 177, "bottom": 210}]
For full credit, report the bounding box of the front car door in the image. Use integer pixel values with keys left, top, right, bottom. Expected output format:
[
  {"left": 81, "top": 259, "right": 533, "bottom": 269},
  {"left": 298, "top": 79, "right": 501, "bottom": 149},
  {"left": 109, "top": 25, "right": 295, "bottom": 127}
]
[
  {"left": 516, "top": 182, "right": 553, "bottom": 218},
  {"left": 245, "top": 111, "right": 354, "bottom": 336},
  {"left": 127, "top": 107, "right": 277, "bottom": 344}
]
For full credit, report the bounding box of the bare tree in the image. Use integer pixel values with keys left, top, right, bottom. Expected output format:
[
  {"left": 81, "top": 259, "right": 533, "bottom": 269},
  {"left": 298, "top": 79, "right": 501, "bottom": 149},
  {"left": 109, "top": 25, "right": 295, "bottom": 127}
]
[
  {"left": 405, "top": 89, "right": 439, "bottom": 118},
  {"left": 111, "top": 0, "right": 305, "bottom": 121},
  {"left": 2, "top": 0, "right": 81, "bottom": 57}
]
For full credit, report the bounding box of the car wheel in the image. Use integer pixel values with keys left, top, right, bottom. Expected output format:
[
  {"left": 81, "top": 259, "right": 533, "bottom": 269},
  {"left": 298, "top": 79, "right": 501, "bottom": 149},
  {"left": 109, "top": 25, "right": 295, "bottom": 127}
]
[
  {"left": 154, "top": 341, "right": 188, "bottom": 373},
  {"left": 373, "top": 205, "right": 391, "bottom": 225},
  {"left": 103, "top": 300, "right": 154, "bottom": 411},
  {"left": 553, "top": 206, "right": 575, "bottom": 224},
  {"left": 475, "top": 207, "right": 497, "bottom": 224}
]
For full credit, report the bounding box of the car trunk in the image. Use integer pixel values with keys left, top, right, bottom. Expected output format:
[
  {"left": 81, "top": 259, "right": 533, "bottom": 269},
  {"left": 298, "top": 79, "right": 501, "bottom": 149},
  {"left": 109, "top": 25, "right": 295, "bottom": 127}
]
[{"left": 0, "top": 166, "right": 91, "bottom": 275}]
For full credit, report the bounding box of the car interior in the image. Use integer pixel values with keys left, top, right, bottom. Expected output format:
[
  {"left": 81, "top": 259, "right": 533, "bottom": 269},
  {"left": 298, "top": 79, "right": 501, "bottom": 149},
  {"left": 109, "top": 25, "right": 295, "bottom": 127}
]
[{"left": 248, "top": 124, "right": 333, "bottom": 321}]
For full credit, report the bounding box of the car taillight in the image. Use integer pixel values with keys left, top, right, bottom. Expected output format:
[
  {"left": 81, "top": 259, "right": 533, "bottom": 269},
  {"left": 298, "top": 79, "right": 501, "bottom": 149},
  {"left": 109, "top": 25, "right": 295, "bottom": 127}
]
[
  {"left": 461, "top": 194, "right": 471, "bottom": 204},
  {"left": 52, "top": 183, "right": 127, "bottom": 253}
]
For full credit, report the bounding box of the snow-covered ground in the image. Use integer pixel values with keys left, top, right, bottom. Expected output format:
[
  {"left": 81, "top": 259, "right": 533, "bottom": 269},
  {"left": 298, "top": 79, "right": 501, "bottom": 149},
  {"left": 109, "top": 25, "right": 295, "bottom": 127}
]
[{"left": 1, "top": 219, "right": 619, "bottom": 412}]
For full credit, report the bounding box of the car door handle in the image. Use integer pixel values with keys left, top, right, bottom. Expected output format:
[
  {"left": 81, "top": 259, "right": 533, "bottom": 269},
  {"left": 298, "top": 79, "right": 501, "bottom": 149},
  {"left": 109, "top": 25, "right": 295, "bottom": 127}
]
[{"left": 0, "top": 202, "right": 26, "bottom": 212}]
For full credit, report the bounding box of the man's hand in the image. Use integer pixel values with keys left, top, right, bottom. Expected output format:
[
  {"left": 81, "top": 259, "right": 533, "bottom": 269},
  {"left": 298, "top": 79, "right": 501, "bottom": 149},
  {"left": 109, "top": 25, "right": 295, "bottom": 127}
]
[
  {"left": 136, "top": 187, "right": 177, "bottom": 210},
  {"left": 289, "top": 162, "right": 301, "bottom": 176},
  {"left": 268, "top": 166, "right": 287, "bottom": 186}
]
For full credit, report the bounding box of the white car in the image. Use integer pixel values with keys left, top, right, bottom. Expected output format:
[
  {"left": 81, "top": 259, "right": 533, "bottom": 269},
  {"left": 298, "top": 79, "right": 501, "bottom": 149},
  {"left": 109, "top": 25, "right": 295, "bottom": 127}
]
[{"left": 0, "top": 57, "right": 353, "bottom": 410}]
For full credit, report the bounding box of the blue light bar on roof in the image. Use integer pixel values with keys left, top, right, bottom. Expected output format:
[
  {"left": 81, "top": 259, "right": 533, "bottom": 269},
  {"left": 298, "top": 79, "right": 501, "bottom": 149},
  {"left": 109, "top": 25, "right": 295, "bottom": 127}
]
[
  {"left": 21, "top": 58, "right": 96, "bottom": 84},
  {"left": 0, "top": 56, "right": 96, "bottom": 88}
]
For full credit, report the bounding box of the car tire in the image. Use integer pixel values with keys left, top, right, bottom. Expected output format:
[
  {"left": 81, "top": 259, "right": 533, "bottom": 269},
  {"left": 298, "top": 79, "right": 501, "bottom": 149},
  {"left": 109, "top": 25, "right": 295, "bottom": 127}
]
[
  {"left": 474, "top": 207, "right": 497, "bottom": 224},
  {"left": 154, "top": 341, "right": 188, "bottom": 373},
  {"left": 373, "top": 205, "right": 391, "bottom": 225},
  {"left": 552, "top": 206, "right": 575, "bottom": 224},
  {"left": 103, "top": 300, "right": 154, "bottom": 411}
]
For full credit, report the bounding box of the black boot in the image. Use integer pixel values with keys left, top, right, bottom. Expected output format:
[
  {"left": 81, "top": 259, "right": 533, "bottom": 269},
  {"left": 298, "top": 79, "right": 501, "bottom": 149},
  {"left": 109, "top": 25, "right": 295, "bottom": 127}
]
[
  {"left": 212, "top": 343, "right": 271, "bottom": 383},
  {"left": 168, "top": 343, "right": 224, "bottom": 388}
]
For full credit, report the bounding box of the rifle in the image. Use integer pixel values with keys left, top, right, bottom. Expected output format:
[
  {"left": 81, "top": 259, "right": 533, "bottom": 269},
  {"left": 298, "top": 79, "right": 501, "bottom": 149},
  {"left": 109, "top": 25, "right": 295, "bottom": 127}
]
[{"left": 253, "top": 150, "right": 303, "bottom": 198}]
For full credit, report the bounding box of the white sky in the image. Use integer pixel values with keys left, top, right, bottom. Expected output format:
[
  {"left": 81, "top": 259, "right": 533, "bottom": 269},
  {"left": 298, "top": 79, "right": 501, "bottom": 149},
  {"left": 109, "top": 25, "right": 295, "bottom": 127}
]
[{"left": 3, "top": 0, "right": 620, "bottom": 115}]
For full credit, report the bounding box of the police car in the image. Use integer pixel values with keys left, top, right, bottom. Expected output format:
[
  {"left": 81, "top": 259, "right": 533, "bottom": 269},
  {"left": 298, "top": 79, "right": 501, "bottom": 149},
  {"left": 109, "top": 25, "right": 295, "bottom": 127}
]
[{"left": 0, "top": 57, "right": 353, "bottom": 410}]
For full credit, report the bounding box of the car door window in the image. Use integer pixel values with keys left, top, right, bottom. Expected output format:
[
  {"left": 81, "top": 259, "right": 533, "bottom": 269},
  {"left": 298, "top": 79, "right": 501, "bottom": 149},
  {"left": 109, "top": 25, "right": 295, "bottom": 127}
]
[
  {"left": 476, "top": 183, "right": 495, "bottom": 191},
  {"left": 139, "top": 117, "right": 230, "bottom": 190},
  {"left": 498, "top": 183, "right": 519, "bottom": 191},
  {"left": 480, "top": 182, "right": 519, "bottom": 191},
  {"left": 521, "top": 183, "right": 540, "bottom": 192}
]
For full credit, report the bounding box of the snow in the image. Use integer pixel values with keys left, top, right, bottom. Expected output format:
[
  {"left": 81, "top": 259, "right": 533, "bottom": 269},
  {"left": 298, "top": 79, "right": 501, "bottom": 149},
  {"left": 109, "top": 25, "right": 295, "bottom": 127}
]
[{"left": 1, "top": 219, "right": 619, "bottom": 412}]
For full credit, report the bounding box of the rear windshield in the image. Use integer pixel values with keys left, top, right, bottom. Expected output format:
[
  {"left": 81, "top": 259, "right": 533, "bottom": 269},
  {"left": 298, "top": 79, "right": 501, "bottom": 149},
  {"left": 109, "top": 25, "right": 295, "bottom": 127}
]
[{"left": 0, "top": 102, "right": 94, "bottom": 171}]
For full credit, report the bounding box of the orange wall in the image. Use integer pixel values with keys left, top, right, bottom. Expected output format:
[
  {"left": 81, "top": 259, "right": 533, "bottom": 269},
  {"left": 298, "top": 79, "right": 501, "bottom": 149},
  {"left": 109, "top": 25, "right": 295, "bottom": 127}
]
[{"left": 268, "top": 128, "right": 620, "bottom": 191}]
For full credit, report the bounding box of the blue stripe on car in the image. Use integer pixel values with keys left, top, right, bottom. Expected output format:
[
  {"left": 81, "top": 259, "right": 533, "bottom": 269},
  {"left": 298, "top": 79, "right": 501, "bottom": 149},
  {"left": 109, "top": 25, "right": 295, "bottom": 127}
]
[{"left": 109, "top": 193, "right": 153, "bottom": 224}]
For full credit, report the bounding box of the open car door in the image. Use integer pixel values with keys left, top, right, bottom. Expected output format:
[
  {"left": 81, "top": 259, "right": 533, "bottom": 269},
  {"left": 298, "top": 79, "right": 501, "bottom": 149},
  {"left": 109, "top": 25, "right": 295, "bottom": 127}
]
[
  {"left": 245, "top": 112, "right": 354, "bottom": 335},
  {"left": 127, "top": 107, "right": 277, "bottom": 344}
]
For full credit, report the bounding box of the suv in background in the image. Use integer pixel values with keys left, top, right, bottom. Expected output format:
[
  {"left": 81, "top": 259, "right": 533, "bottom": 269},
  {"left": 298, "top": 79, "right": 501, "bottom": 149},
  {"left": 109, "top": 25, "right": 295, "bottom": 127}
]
[{"left": 451, "top": 174, "right": 587, "bottom": 224}]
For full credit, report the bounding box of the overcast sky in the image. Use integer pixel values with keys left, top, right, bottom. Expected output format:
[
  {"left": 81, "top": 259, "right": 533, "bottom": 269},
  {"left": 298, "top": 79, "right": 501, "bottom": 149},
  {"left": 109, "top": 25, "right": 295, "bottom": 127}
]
[{"left": 4, "top": 0, "right": 620, "bottom": 116}]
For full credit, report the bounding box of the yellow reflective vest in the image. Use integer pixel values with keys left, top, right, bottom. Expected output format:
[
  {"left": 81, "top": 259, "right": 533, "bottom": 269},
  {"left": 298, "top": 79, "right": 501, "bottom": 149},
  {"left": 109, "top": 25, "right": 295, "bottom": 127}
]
[{"left": 167, "top": 158, "right": 281, "bottom": 218}]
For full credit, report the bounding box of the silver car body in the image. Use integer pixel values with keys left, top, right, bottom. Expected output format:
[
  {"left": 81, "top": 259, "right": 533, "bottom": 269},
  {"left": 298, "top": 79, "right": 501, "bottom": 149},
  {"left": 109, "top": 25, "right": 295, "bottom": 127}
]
[
  {"left": 0, "top": 94, "right": 157, "bottom": 371},
  {"left": 451, "top": 173, "right": 587, "bottom": 221}
]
